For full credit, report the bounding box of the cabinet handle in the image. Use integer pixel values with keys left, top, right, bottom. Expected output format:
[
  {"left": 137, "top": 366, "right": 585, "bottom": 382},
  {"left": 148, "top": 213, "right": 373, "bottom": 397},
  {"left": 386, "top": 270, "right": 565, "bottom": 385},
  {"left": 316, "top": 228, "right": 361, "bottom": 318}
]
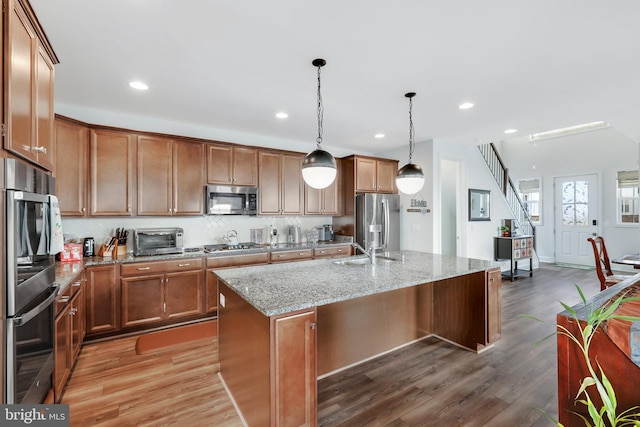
[
  {"left": 72, "top": 281, "right": 81, "bottom": 287},
  {"left": 311, "top": 323, "right": 317, "bottom": 330},
  {"left": 33, "top": 146, "right": 47, "bottom": 154},
  {"left": 319, "top": 250, "right": 326, "bottom": 254},
  {"left": 137, "top": 267, "right": 151, "bottom": 271},
  {"left": 70, "top": 308, "right": 78, "bottom": 315},
  {"left": 298, "top": 253, "right": 305, "bottom": 256},
  {"left": 337, "top": 249, "right": 344, "bottom": 253},
  {"left": 58, "top": 296, "right": 70, "bottom": 303},
  {"left": 178, "top": 263, "right": 191, "bottom": 267},
  {"left": 81, "top": 207, "right": 86, "bottom": 213}
]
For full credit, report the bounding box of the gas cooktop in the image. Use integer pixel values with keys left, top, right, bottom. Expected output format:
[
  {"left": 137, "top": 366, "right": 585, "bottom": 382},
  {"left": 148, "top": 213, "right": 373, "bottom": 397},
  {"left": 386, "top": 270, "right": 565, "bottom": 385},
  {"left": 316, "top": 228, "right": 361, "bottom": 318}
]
[{"left": 203, "top": 242, "right": 262, "bottom": 253}]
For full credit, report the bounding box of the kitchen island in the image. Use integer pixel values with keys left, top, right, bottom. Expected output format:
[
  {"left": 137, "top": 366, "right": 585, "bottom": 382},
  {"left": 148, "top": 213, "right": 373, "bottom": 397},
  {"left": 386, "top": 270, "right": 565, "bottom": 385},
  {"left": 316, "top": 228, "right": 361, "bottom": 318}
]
[{"left": 214, "top": 251, "right": 501, "bottom": 427}]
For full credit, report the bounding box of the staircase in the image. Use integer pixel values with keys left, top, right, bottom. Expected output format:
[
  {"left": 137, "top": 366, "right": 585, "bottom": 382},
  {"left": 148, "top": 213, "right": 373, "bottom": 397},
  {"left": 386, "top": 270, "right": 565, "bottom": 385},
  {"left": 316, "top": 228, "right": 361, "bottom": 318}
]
[{"left": 478, "top": 143, "right": 537, "bottom": 252}]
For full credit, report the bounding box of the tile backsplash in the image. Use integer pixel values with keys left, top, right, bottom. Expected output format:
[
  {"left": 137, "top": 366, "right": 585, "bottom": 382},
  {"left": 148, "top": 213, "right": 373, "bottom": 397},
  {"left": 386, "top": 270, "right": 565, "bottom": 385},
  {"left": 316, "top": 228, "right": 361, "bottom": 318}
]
[{"left": 61, "top": 215, "right": 335, "bottom": 251}]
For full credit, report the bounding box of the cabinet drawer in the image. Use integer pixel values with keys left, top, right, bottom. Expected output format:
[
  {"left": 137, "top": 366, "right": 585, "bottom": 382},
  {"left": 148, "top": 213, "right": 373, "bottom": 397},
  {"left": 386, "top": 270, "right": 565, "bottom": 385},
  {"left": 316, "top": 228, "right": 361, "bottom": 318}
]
[
  {"left": 55, "top": 286, "right": 72, "bottom": 316},
  {"left": 313, "top": 245, "right": 352, "bottom": 258},
  {"left": 270, "top": 249, "right": 313, "bottom": 263},
  {"left": 121, "top": 258, "right": 203, "bottom": 276},
  {"left": 206, "top": 252, "right": 269, "bottom": 269}
]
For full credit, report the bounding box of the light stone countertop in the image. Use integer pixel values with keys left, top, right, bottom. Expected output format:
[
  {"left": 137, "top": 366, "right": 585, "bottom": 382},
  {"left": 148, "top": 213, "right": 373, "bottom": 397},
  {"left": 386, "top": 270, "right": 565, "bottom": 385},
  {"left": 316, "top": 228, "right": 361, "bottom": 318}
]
[{"left": 214, "top": 250, "right": 497, "bottom": 316}]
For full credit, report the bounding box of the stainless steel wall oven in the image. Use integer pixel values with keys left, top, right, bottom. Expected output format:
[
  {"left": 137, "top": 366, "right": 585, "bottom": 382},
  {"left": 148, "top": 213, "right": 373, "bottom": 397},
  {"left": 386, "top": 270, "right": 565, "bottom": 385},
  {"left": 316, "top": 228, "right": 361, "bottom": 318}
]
[{"left": 3, "top": 159, "right": 56, "bottom": 404}]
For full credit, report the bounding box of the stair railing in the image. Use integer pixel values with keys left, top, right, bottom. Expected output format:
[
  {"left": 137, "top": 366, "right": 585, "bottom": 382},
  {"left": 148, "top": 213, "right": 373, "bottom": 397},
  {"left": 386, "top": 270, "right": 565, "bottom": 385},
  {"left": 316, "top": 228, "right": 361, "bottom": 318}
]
[{"left": 478, "top": 143, "right": 536, "bottom": 247}]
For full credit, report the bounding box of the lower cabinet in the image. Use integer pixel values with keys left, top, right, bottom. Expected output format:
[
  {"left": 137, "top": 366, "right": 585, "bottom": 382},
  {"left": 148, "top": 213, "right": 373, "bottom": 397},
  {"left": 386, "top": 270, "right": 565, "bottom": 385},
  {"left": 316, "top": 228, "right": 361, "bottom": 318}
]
[
  {"left": 54, "top": 272, "right": 85, "bottom": 402},
  {"left": 271, "top": 249, "right": 313, "bottom": 263},
  {"left": 85, "top": 264, "right": 120, "bottom": 337},
  {"left": 313, "top": 245, "right": 352, "bottom": 259},
  {"left": 120, "top": 258, "right": 204, "bottom": 328}
]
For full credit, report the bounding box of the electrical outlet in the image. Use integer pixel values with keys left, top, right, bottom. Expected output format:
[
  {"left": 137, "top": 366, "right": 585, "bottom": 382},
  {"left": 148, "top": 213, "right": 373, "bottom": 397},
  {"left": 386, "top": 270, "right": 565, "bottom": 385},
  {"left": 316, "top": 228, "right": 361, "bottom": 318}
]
[{"left": 220, "top": 293, "right": 226, "bottom": 308}]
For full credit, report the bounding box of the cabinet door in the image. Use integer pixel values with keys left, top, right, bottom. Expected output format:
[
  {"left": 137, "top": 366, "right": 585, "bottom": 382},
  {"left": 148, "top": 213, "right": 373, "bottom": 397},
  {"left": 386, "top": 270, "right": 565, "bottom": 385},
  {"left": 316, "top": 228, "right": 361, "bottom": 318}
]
[
  {"left": 207, "top": 144, "right": 233, "bottom": 184},
  {"left": 281, "top": 153, "right": 304, "bottom": 215},
  {"left": 304, "top": 186, "right": 323, "bottom": 215},
  {"left": 90, "top": 129, "right": 135, "bottom": 216},
  {"left": 6, "top": 2, "right": 37, "bottom": 163},
  {"left": 86, "top": 265, "right": 120, "bottom": 335},
  {"left": 137, "top": 135, "right": 173, "bottom": 215},
  {"left": 173, "top": 140, "right": 205, "bottom": 215},
  {"left": 205, "top": 271, "right": 218, "bottom": 314},
  {"left": 321, "top": 179, "right": 339, "bottom": 215},
  {"left": 272, "top": 310, "right": 317, "bottom": 427},
  {"left": 165, "top": 270, "right": 204, "bottom": 320},
  {"left": 70, "top": 282, "right": 85, "bottom": 362},
  {"left": 355, "top": 158, "right": 376, "bottom": 192},
  {"left": 54, "top": 304, "right": 71, "bottom": 402},
  {"left": 35, "top": 45, "right": 55, "bottom": 170},
  {"left": 121, "top": 275, "right": 164, "bottom": 328},
  {"left": 486, "top": 268, "right": 502, "bottom": 344},
  {"left": 376, "top": 160, "right": 397, "bottom": 193},
  {"left": 258, "top": 151, "right": 282, "bottom": 215},
  {"left": 55, "top": 119, "right": 88, "bottom": 216},
  {"left": 232, "top": 147, "right": 258, "bottom": 186}
]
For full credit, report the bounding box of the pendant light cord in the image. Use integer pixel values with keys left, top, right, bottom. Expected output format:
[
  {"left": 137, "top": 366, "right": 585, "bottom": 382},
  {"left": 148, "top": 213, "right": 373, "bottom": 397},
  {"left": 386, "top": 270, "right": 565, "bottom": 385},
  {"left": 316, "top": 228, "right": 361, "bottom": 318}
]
[
  {"left": 316, "top": 65, "right": 324, "bottom": 148},
  {"left": 408, "top": 95, "right": 415, "bottom": 163}
]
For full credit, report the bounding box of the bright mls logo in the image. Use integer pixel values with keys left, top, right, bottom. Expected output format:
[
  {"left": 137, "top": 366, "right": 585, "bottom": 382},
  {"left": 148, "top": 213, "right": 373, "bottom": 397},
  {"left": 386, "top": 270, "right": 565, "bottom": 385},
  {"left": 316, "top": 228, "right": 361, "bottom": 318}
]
[{"left": 1, "top": 405, "right": 69, "bottom": 426}]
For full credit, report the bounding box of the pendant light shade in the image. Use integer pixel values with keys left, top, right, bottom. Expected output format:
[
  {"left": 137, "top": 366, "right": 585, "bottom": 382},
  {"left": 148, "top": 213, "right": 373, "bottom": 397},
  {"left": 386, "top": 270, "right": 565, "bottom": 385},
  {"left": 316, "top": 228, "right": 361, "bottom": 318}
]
[
  {"left": 302, "top": 58, "right": 337, "bottom": 190},
  {"left": 396, "top": 92, "right": 425, "bottom": 194}
]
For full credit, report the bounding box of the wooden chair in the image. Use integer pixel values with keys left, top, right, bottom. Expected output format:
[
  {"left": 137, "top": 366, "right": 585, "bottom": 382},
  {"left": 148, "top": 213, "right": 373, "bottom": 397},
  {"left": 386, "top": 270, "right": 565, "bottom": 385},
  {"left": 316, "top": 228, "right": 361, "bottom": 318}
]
[{"left": 587, "top": 236, "right": 634, "bottom": 291}]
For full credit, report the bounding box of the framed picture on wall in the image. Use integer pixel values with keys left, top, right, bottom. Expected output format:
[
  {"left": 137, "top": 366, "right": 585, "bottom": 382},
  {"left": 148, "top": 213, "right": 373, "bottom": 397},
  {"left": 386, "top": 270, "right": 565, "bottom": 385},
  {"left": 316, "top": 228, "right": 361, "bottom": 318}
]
[{"left": 469, "top": 188, "right": 491, "bottom": 221}]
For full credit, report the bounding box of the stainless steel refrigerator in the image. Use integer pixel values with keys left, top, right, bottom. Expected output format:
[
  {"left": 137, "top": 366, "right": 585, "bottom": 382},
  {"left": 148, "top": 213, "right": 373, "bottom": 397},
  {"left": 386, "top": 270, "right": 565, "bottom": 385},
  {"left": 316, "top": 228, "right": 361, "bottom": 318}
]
[{"left": 355, "top": 193, "right": 400, "bottom": 254}]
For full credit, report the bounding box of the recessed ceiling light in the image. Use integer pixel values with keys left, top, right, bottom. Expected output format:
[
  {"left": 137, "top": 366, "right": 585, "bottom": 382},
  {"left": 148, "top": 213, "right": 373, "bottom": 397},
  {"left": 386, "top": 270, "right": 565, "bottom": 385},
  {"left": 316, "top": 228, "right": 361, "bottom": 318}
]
[
  {"left": 129, "top": 81, "right": 148, "bottom": 90},
  {"left": 374, "top": 133, "right": 385, "bottom": 139},
  {"left": 504, "top": 129, "right": 518, "bottom": 134},
  {"left": 458, "top": 102, "right": 474, "bottom": 110},
  {"left": 275, "top": 112, "right": 288, "bottom": 119}
]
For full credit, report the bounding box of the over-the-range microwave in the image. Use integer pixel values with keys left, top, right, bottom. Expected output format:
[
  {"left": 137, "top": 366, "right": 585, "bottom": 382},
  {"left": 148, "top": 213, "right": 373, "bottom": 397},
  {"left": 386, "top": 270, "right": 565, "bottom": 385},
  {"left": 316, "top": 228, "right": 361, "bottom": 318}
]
[{"left": 205, "top": 185, "right": 258, "bottom": 215}]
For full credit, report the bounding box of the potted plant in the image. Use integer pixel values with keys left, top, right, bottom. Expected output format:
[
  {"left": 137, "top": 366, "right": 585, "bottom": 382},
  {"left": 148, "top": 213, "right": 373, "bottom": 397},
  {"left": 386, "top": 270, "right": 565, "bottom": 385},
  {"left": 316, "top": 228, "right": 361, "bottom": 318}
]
[
  {"left": 500, "top": 226, "right": 510, "bottom": 237},
  {"left": 529, "top": 285, "right": 640, "bottom": 426}
]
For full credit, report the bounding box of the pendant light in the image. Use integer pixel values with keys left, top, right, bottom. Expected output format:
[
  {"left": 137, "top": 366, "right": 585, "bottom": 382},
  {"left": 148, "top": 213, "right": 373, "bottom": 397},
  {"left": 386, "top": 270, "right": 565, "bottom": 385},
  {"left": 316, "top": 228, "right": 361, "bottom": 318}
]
[
  {"left": 396, "top": 92, "right": 425, "bottom": 194},
  {"left": 302, "top": 58, "right": 337, "bottom": 189}
]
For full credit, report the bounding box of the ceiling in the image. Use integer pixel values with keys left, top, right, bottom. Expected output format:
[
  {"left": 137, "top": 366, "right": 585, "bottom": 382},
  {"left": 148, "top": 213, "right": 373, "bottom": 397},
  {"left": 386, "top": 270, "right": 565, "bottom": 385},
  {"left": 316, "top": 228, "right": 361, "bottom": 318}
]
[{"left": 30, "top": 0, "right": 640, "bottom": 156}]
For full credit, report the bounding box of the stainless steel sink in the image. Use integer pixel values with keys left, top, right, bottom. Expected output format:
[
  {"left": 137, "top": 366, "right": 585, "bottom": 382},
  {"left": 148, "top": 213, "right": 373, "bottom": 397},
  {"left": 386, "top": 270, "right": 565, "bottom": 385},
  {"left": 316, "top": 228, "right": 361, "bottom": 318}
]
[{"left": 332, "top": 256, "right": 398, "bottom": 266}]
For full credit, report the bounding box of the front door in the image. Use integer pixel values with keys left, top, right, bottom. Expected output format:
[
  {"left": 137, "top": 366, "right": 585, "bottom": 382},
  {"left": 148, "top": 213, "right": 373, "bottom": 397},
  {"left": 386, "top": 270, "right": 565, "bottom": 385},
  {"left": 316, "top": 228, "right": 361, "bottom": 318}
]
[{"left": 554, "top": 174, "right": 599, "bottom": 265}]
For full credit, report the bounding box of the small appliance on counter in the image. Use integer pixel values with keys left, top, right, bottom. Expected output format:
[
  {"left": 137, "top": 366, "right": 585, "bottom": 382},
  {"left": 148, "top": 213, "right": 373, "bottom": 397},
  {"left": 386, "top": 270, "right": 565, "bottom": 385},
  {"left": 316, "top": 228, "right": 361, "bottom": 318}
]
[
  {"left": 317, "top": 224, "right": 334, "bottom": 242},
  {"left": 132, "top": 227, "right": 184, "bottom": 256},
  {"left": 287, "top": 226, "right": 302, "bottom": 244},
  {"left": 83, "top": 237, "right": 95, "bottom": 257}
]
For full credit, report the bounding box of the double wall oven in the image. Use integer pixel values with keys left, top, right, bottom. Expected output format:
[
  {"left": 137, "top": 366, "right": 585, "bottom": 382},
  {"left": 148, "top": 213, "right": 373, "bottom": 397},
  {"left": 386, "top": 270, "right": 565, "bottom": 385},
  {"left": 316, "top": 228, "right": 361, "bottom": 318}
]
[{"left": 2, "top": 158, "right": 56, "bottom": 404}]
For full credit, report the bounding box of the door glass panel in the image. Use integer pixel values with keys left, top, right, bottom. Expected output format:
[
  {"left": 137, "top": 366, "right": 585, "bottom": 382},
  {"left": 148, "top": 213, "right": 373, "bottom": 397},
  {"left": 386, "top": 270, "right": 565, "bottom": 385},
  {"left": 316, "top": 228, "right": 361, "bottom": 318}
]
[{"left": 562, "top": 180, "right": 589, "bottom": 226}]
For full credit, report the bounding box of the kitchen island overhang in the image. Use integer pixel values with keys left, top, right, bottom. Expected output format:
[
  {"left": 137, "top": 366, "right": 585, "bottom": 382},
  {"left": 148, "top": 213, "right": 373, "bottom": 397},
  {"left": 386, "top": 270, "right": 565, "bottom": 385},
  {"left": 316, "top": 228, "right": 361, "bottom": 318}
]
[{"left": 214, "top": 251, "right": 501, "bottom": 427}]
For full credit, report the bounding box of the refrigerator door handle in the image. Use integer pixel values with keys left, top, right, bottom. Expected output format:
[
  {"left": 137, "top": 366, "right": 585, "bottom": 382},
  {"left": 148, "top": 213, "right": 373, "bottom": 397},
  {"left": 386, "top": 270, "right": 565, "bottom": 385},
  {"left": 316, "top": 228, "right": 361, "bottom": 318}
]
[{"left": 382, "top": 198, "right": 389, "bottom": 249}]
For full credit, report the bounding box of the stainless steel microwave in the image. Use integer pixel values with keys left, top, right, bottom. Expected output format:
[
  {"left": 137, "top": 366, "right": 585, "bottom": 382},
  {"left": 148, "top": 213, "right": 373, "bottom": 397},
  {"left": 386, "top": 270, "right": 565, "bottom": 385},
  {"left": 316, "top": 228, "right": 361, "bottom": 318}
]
[
  {"left": 132, "top": 227, "right": 184, "bottom": 256},
  {"left": 205, "top": 185, "right": 258, "bottom": 215}
]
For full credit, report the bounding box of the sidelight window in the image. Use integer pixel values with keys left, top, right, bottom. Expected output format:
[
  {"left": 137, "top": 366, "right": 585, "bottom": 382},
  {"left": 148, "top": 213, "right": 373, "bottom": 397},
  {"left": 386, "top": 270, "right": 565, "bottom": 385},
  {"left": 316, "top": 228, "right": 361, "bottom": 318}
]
[
  {"left": 617, "top": 170, "right": 639, "bottom": 224},
  {"left": 518, "top": 178, "right": 541, "bottom": 225}
]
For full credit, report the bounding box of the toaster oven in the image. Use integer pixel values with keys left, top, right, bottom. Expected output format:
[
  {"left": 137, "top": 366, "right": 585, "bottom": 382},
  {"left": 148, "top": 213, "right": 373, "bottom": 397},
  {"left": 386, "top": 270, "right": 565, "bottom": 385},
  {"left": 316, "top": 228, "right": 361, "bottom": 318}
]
[{"left": 132, "top": 227, "right": 184, "bottom": 256}]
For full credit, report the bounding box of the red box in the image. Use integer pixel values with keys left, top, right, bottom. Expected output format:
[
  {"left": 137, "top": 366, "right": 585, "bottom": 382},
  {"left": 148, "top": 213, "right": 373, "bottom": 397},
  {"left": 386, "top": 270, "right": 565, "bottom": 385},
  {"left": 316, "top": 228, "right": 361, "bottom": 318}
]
[{"left": 60, "top": 243, "right": 83, "bottom": 262}]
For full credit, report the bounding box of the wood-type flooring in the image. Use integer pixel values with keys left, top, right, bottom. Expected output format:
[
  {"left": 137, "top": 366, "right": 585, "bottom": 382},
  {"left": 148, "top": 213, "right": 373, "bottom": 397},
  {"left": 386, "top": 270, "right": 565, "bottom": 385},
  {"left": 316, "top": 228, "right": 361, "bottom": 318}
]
[{"left": 62, "top": 263, "right": 604, "bottom": 426}]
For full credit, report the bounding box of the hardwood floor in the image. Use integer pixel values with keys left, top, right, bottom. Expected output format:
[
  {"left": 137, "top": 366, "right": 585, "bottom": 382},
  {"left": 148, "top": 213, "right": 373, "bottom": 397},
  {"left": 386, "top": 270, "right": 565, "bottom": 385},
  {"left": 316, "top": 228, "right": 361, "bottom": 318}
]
[{"left": 62, "top": 263, "right": 602, "bottom": 426}]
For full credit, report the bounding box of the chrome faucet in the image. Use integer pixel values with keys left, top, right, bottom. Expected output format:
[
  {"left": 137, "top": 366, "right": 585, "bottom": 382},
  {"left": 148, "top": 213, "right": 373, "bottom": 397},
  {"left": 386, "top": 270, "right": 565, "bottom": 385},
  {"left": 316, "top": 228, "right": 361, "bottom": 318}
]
[{"left": 352, "top": 242, "right": 377, "bottom": 265}]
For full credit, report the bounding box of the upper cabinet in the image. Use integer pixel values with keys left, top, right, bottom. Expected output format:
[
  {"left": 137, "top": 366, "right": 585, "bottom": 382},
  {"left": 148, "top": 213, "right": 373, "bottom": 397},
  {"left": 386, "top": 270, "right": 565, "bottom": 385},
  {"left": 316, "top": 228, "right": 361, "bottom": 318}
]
[
  {"left": 207, "top": 144, "right": 258, "bottom": 186},
  {"left": 258, "top": 151, "right": 304, "bottom": 215},
  {"left": 305, "top": 163, "right": 341, "bottom": 216},
  {"left": 137, "top": 136, "right": 205, "bottom": 216},
  {"left": 89, "top": 129, "right": 135, "bottom": 216},
  {"left": 54, "top": 117, "right": 89, "bottom": 216},
  {"left": 352, "top": 156, "right": 398, "bottom": 193},
  {"left": 4, "top": 0, "right": 59, "bottom": 171}
]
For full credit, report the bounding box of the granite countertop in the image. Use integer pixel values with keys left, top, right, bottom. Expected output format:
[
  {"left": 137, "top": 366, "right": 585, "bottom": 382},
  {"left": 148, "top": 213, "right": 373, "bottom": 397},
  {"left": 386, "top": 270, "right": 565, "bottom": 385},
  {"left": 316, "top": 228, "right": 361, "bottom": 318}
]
[
  {"left": 53, "top": 239, "right": 353, "bottom": 293},
  {"left": 214, "top": 251, "right": 497, "bottom": 316}
]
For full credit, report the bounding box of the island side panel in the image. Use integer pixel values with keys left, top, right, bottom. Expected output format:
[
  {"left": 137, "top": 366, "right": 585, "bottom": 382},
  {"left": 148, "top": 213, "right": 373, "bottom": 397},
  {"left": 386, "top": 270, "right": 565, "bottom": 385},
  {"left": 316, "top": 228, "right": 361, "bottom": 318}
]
[
  {"left": 218, "top": 280, "right": 271, "bottom": 427},
  {"left": 432, "top": 271, "right": 486, "bottom": 351},
  {"left": 317, "top": 286, "right": 422, "bottom": 376}
]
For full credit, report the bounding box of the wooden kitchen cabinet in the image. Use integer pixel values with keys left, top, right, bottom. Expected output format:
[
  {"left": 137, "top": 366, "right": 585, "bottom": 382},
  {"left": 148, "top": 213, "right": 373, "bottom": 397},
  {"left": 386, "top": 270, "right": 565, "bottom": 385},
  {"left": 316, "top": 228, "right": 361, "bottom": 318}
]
[
  {"left": 258, "top": 150, "right": 304, "bottom": 215},
  {"left": 54, "top": 272, "right": 85, "bottom": 402},
  {"left": 313, "top": 245, "right": 352, "bottom": 259},
  {"left": 89, "top": 129, "right": 135, "bottom": 216},
  {"left": 137, "top": 136, "right": 205, "bottom": 216},
  {"left": 270, "top": 249, "right": 313, "bottom": 263},
  {"left": 305, "top": 162, "right": 341, "bottom": 215},
  {"left": 207, "top": 144, "right": 258, "bottom": 186},
  {"left": 121, "top": 258, "right": 204, "bottom": 328},
  {"left": 354, "top": 156, "right": 397, "bottom": 193},
  {"left": 486, "top": 267, "right": 501, "bottom": 344},
  {"left": 54, "top": 117, "right": 89, "bottom": 216},
  {"left": 4, "top": 0, "right": 58, "bottom": 171},
  {"left": 85, "top": 264, "right": 120, "bottom": 337}
]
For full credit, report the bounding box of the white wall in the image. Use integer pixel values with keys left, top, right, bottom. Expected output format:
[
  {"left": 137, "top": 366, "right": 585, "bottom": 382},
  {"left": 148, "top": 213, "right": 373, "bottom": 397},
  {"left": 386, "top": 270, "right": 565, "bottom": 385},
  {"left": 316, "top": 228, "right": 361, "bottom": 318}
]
[{"left": 499, "top": 128, "right": 640, "bottom": 268}]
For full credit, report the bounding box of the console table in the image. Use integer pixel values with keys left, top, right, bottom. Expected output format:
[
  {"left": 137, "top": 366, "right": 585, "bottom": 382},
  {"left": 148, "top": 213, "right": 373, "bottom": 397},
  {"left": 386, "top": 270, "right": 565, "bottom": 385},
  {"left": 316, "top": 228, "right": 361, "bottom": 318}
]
[{"left": 494, "top": 235, "right": 533, "bottom": 281}]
